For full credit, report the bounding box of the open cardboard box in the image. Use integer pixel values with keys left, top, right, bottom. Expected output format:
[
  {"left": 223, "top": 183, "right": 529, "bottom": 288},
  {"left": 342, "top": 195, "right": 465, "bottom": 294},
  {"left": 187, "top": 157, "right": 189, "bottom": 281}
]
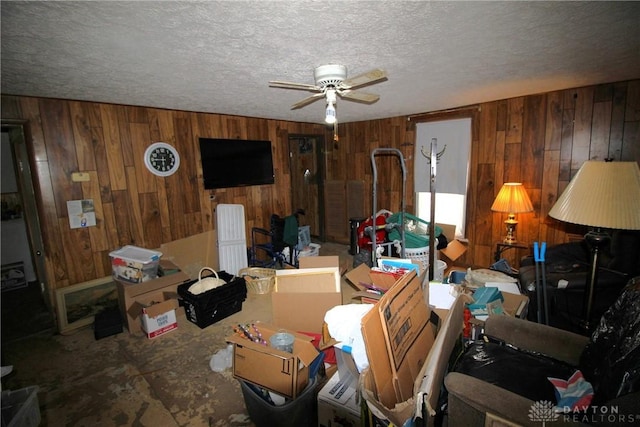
[
  {"left": 360, "top": 269, "right": 435, "bottom": 410},
  {"left": 116, "top": 259, "right": 190, "bottom": 334},
  {"left": 475, "top": 284, "right": 530, "bottom": 320},
  {"left": 501, "top": 291, "right": 529, "bottom": 318},
  {"left": 226, "top": 322, "right": 320, "bottom": 399},
  {"left": 159, "top": 230, "right": 219, "bottom": 278},
  {"left": 344, "top": 258, "right": 421, "bottom": 304},
  {"left": 140, "top": 298, "right": 179, "bottom": 339},
  {"left": 361, "top": 294, "right": 465, "bottom": 427},
  {"left": 272, "top": 256, "right": 342, "bottom": 335},
  {"left": 116, "top": 231, "right": 220, "bottom": 335},
  {"left": 437, "top": 223, "right": 468, "bottom": 265}
]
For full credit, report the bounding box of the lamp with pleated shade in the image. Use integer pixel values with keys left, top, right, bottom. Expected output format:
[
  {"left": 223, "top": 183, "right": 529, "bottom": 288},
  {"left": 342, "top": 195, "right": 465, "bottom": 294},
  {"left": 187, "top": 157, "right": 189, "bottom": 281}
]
[
  {"left": 491, "top": 182, "right": 534, "bottom": 244},
  {"left": 548, "top": 160, "right": 640, "bottom": 331}
]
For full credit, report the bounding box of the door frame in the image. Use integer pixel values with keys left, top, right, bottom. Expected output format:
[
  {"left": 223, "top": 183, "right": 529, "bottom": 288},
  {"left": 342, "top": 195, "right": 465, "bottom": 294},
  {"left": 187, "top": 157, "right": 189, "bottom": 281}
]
[{"left": 1, "top": 120, "right": 52, "bottom": 313}]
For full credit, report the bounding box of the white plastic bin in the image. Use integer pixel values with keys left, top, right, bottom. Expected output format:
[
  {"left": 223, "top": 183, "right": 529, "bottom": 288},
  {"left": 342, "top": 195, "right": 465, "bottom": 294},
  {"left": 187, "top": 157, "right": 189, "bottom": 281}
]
[
  {"left": 109, "top": 245, "right": 162, "bottom": 283},
  {"left": 298, "top": 243, "right": 320, "bottom": 257}
]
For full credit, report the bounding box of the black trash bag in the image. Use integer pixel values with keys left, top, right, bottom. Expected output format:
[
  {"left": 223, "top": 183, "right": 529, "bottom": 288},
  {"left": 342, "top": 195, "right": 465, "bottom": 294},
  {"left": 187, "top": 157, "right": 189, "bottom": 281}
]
[
  {"left": 579, "top": 276, "right": 640, "bottom": 405},
  {"left": 453, "top": 338, "right": 576, "bottom": 403}
]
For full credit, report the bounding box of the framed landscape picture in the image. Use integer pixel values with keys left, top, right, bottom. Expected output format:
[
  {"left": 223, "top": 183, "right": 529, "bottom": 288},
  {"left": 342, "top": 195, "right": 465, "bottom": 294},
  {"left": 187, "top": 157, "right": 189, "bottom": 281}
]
[{"left": 55, "top": 275, "right": 119, "bottom": 334}]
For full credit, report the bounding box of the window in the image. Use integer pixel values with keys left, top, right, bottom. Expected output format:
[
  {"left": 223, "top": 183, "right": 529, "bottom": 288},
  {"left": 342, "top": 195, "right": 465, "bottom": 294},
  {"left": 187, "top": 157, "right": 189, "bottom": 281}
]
[{"left": 414, "top": 118, "right": 471, "bottom": 239}]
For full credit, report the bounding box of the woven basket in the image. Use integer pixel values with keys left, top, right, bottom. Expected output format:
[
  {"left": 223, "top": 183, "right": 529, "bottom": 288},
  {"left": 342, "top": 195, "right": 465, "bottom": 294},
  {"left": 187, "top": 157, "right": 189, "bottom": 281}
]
[{"left": 239, "top": 267, "right": 276, "bottom": 294}]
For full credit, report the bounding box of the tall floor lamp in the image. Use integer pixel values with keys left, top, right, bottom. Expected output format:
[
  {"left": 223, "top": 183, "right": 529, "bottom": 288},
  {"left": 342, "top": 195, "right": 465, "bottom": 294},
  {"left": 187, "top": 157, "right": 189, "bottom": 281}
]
[{"left": 548, "top": 160, "right": 640, "bottom": 331}]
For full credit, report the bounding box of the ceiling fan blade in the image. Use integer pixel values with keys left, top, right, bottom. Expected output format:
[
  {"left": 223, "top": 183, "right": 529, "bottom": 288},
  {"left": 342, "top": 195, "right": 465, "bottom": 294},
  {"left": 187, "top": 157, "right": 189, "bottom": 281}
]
[
  {"left": 291, "top": 93, "right": 325, "bottom": 109},
  {"left": 340, "top": 69, "right": 387, "bottom": 90},
  {"left": 338, "top": 90, "right": 380, "bottom": 104},
  {"left": 269, "top": 80, "right": 321, "bottom": 92}
]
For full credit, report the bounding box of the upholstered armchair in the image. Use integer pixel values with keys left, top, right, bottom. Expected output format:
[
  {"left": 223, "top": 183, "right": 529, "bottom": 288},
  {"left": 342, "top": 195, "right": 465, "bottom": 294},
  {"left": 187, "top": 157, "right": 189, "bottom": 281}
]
[
  {"left": 444, "top": 277, "right": 640, "bottom": 427},
  {"left": 518, "top": 230, "right": 640, "bottom": 327}
]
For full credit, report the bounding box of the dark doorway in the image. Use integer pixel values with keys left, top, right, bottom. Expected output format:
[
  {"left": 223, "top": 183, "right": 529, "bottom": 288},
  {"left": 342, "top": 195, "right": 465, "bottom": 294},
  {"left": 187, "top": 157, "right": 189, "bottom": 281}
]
[{"left": 1, "top": 125, "right": 54, "bottom": 347}]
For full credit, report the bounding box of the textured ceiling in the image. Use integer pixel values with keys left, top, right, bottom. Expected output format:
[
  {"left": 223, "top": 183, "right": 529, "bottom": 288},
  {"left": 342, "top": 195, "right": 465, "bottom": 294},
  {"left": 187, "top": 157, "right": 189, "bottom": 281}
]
[{"left": 2, "top": 1, "right": 640, "bottom": 125}]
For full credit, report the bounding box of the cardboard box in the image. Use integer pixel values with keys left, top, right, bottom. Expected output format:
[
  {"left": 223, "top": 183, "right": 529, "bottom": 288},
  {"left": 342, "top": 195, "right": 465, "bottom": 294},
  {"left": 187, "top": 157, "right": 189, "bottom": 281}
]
[
  {"left": 437, "top": 223, "right": 468, "bottom": 264},
  {"left": 298, "top": 255, "right": 339, "bottom": 269},
  {"left": 344, "top": 259, "right": 421, "bottom": 293},
  {"left": 116, "top": 260, "right": 190, "bottom": 334},
  {"left": 159, "top": 230, "right": 219, "bottom": 279},
  {"left": 317, "top": 371, "right": 361, "bottom": 427},
  {"left": 501, "top": 291, "right": 529, "bottom": 318},
  {"left": 335, "top": 346, "right": 360, "bottom": 384},
  {"left": 361, "top": 295, "right": 465, "bottom": 427},
  {"left": 272, "top": 256, "right": 342, "bottom": 334},
  {"left": 485, "top": 283, "right": 530, "bottom": 319},
  {"left": 226, "top": 323, "right": 320, "bottom": 399},
  {"left": 140, "top": 299, "right": 178, "bottom": 339},
  {"left": 361, "top": 269, "right": 435, "bottom": 408}
]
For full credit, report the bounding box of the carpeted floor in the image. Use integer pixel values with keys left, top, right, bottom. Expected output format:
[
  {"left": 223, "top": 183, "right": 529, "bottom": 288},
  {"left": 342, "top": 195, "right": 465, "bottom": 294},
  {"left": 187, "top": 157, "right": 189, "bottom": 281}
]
[{"left": 1, "top": 243, "right": 354, "bottom": 426}]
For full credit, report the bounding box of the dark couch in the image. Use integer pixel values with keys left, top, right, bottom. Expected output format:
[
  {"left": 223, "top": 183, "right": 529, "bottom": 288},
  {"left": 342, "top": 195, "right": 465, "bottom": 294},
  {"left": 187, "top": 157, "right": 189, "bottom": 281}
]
[
  {"left": 518, "top": 230, "right": 640, "bottom": 330},
  {"left": 445, "top": 276, "right": 640, "bottom": 426}
]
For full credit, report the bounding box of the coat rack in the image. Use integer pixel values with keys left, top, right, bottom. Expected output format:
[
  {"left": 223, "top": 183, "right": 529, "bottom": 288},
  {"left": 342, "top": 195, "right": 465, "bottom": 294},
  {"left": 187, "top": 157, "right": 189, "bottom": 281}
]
[{"left": 420, "top": 138, "right": 439, "bottom": 281}]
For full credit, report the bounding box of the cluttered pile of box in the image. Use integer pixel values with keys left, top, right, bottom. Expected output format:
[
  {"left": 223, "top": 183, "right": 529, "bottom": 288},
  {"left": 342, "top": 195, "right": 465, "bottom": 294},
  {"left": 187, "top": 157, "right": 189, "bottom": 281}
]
[
  {"left": 436, "top": 267, "right": 530, "bottom": 341},
  {"left": 110, "top": 245, "right": 184, "bottom": 339},
  {"left": 317, "top": 346, "right": 362, "bottom": 427},
  {"left": 223, "top": 256, "right": 341, "bottom": 426},
  {"left": 109, "top": 231, "right": 248, "bottom": 339},
  {"left": 225, "top": 251, "right": 465, "bottom": 427},
  {"left": 341, "top": 257, "right": 465, "bottom": 426}
]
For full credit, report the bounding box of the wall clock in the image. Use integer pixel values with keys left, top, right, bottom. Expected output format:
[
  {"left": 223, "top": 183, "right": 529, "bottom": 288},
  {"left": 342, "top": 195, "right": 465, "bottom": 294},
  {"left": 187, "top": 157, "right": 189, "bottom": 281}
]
[{"left": 144, "top": 142, "right": 180, "bottom": 177}]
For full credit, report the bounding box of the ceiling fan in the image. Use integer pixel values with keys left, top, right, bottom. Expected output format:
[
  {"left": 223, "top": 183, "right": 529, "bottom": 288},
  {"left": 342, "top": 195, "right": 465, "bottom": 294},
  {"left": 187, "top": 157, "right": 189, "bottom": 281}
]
[{"left": 269, "top": 64, "right": 387, "bottom": 123}]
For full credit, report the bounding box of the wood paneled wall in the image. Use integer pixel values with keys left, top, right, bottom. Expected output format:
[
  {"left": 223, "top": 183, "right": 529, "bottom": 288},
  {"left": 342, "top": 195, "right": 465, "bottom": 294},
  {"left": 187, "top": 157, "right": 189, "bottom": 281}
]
[
  {"left": 2, "top": 79, "right": 639, "bottom": 295},
  {"left": 332, "top": 80, "right": 640, "bottom": 268},
  {"left": 0, "top": 96, "right": 327, "bottom": 292}
]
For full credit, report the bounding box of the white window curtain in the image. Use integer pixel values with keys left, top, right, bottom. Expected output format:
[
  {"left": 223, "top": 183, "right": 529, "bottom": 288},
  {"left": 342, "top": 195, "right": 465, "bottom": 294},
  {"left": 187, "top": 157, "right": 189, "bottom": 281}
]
[{"left": 414, "top": 118, "right": 471, "bottom": 239}]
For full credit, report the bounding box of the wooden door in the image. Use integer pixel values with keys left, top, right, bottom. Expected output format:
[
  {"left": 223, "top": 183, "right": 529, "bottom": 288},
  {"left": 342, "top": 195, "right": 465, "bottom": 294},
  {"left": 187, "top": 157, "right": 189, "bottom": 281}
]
[{"left": 289, "top": 135, "right": 323, "bottom": 238}]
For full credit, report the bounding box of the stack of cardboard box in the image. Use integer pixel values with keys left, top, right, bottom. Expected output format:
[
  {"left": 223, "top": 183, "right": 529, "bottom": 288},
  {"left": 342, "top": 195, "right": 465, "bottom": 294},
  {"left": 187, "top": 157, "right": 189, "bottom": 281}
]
[{"left": 114, "top": 231, "right": 218, "bottom": 338}]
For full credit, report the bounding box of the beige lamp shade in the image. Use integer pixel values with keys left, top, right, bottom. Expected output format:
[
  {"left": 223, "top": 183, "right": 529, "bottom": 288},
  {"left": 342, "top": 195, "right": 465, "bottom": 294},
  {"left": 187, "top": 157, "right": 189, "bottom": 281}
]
[
  {"left": 491, "top": 183, "right": 534, "bottom": 214},
  {"left": 548, "top": 161, "right": 640, "bottom": 230}
]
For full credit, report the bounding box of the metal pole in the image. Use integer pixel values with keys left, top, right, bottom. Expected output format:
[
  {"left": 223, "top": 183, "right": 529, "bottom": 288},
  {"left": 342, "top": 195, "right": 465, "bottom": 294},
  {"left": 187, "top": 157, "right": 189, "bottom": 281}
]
[{"left": 428, "top": 138, "right": 437, "bottom": 281}]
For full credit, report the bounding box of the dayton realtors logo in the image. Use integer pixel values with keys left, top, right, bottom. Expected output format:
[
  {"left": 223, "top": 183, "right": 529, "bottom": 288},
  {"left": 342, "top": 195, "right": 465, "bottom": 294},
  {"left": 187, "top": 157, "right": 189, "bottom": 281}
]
[
  {"left": 529, "top": 401, "right": 640, "bottom": 425},
  {"left": 528, "top": 401, "right": 559, "bottom": 426}
]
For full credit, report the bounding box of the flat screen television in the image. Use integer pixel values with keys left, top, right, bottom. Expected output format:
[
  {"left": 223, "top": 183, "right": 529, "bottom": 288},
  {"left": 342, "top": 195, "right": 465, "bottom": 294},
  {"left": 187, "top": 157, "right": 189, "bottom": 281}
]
[{"left": 199, "top": 138, "right": 275, "bottom": 189}]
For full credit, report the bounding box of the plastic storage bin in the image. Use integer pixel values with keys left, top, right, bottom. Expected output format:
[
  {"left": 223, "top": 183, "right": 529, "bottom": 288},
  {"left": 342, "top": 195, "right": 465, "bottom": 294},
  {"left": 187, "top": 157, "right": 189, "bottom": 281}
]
[
  {"left": 298, "top": 243, "right": 320, "bottom": 257},
  {"left": 1, "top": 386, "right": 40, "bottom": 427},
  {"left": 109, "top": 245, "right": 162, "bottom": 283},
  {"left": 177, "top": 271, "right": 247, "bottom": 328},
  {"left": 295, "top": 225, "right": 311, "bottom": 251},
  {"left": 386, "top": 212, "right": 443, "bottom": 249},
  {"left": 240, "top": 377, "right": 317, "bottom": 427}
]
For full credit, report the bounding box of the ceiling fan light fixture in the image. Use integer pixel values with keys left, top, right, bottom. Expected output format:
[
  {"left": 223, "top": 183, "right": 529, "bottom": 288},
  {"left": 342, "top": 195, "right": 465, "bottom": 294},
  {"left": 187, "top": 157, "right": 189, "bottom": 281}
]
[
  {"left": 325, "top": 102, "right": 336, "bottom": 124},
  {"left": 268, "top": 64, "right": 386, "bottom": 121}
]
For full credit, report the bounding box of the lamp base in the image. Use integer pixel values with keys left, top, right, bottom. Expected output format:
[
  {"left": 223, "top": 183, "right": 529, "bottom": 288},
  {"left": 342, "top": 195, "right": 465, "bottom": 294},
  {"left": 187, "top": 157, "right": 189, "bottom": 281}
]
[{"left": 503, "top": 217, "right": 518, "bottom": 244}]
